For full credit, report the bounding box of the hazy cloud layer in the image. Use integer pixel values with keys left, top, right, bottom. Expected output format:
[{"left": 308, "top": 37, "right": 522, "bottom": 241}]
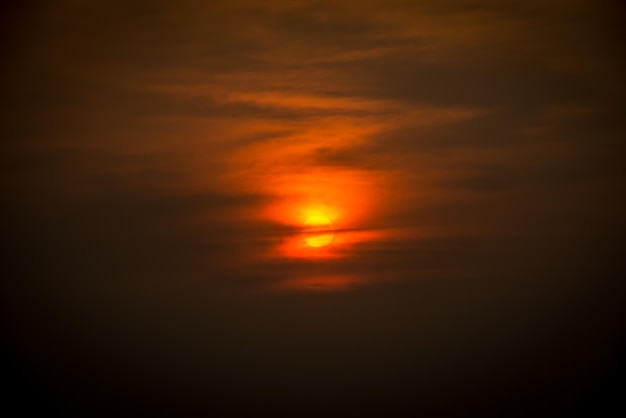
[{"left": 2, "top": 0, "right": 625, "bottom": 415}]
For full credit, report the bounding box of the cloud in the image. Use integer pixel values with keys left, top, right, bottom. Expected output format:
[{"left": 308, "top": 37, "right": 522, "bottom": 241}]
[{"left": 2, "top": 1, "right": 625, "bottom": 415}]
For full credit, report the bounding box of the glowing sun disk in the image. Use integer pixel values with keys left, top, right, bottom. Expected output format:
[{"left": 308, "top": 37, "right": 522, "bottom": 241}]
[{"left": 304, "top": 214, "right": 334, "bottom": 248}]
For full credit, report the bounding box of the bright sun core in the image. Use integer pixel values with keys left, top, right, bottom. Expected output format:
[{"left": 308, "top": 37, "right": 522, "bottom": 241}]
[{"left": 304, "top": 214, "right": 334, "bottom": 248}]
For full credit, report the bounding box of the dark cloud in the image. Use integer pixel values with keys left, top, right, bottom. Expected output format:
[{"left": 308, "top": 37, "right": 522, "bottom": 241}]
[{"left": 2, "top": 1, "right": 625, "bottom": 416}]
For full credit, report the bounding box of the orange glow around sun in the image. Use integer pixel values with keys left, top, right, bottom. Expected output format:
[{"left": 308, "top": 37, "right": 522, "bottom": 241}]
[
  {"left": 215, "top": 90, "right": 401, "bottom": 273},
  {"left": 247, "top": 162, "right": 395, "bottom": 263}
]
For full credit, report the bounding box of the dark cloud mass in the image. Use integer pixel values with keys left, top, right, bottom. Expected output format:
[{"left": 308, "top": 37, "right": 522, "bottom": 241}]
[{"left": 1, "top": 1, "right": 625, "bottom": 417}]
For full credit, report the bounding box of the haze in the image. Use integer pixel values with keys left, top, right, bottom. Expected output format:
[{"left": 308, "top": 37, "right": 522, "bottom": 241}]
[{"left": 2, "top": 1, "right": 625, "bottom": 416}]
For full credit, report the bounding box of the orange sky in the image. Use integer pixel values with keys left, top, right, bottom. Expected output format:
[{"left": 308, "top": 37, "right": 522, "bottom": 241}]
[
  {"left": 3, "top": 0, "right": 624, "bottom": 293},
  {"left": 2, "top": 1, "right": 625, "bottom": 414}
]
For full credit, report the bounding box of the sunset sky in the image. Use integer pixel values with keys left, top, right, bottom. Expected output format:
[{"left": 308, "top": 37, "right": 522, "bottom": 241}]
[{"left": 2, "top": 1, "right": 625, "bottom": 416}]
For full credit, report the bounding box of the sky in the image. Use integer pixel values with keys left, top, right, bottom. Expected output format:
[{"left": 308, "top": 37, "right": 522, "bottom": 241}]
[{"left": 2, "top": 1, "right": 625, "bottom": 416}]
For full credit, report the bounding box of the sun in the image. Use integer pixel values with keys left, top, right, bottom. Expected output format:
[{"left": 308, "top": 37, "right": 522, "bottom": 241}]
[{"left": 303, "top": 214, "right": 334, "bottom": 248}]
